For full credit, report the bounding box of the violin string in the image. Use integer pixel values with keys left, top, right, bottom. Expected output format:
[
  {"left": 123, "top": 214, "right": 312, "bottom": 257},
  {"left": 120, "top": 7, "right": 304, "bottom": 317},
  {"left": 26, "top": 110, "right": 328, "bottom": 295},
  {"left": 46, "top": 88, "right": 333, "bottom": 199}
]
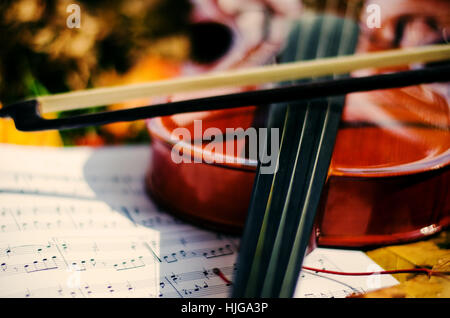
[
  {"left": 242, "top": 15, "right": 322, "bottom": 297},
  {"left": 232, "top": 265, "right": 450, "bottom": 287},
  {"left": 213, "top": 268, "right": 233, "bottom": 285},
  {"left": 234, "top": 3, "right": 330, "bottom": 298},
  {"left": 301, "top": 266, "right": 450, "bottom": 279},
  {"left": 231, "top": 12, "right": 317, "bottom": 299},
  {"left": 275, "top": 9, "right": 357, "bottom": 299},
  {"left": 262, "top": 3, "right": 343, "bottom": 297},
  {"left": 232, "top": 0, "right": 361, "bottom": 298},
  {"left": 278, "top": 2, "right": 361, "bottom": 298},
  {"left": 229, "top": 265, "right": 450, "bottom": 296},
  {"left": 243, "top": 14, "right": 321, "bottom": 298}
]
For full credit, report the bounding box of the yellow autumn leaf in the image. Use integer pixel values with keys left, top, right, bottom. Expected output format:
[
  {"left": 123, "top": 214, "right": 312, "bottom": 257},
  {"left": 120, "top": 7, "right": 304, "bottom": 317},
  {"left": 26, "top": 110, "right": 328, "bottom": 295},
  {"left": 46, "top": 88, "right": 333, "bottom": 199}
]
[
  {"left": 0, "top": 118, "right": 62, "bottom": 146},
  {"left": 97, "top": 55, "right": 181, "bottom": 139},
  {"left": 366, "top": 248, "right": 415, "bottom": 283},
  {"left": 356, "top": 274, "right": 450, "bottom": 298},
  {"left": 386, "top": 241, "right": 450, "bottom": 268},
  {"left": 362, "top": 231, "right": 450, "bottom": 298}
]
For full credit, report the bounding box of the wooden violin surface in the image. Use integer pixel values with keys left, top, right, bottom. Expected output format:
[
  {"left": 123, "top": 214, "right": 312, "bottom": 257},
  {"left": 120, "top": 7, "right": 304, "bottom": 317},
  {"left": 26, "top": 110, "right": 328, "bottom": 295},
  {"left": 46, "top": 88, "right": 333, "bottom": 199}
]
[
  {"left": 146, "top": 104, "right": 256, "bottom": 233},
  {"left": 145, "top": 0, "right": 450, "bottom": 247},
  {"left": 316, "top": 85, "right": 450, "bottom": 247},
  {"left": 146, "top": 82, "right": 450, "bottom": 246}
]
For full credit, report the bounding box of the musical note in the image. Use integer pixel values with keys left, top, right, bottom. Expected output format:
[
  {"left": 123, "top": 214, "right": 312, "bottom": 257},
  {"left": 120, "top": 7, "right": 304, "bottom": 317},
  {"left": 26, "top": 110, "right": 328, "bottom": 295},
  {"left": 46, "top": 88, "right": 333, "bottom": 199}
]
[
  {"left": 163, "top": 253, "right": 178, "bottom": 263},
  {"left": 83, "top": 283, "right": 93, "bottom": 296},
  {"left": 114, "top": 256, "right": 145, "bottom": 271},
  {"left": 23, "top": 257, "right": 58, "bottom": 273},
  {"left": 106, "top": 283, "right": 114, "bottom": 293},
  {"left": 159, "top": 281, "right": 166, "bottom": 297},
  {"left": 182, "top": 288, "right": 192, "bottom": 296},
  {"left": 70, "top": 261, "right": 86, "bottom": 271},
  {"left": 0, "top": 145, "right": 398, "bottom": 299},
  {"left": 203, "top": 244, "right": 234, "bottom": 259},
  {"left": 126, "top": 281, "right": 134, "bottom": 292},
  {"left": 169, "top": 273, "right": 180, "bottom": 284}
]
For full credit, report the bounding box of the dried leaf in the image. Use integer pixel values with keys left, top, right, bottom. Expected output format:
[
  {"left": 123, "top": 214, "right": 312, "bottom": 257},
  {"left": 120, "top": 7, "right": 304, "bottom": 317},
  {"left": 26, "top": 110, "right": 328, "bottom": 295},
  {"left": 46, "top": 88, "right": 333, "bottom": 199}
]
[
  {"left": 386, "top": 241, "right": 450, "bottom": 268},
  {"left": 433, "top": 255, "right": 450, "bottom": 273},
  {"left": 366, "top": 247, "right": 415, "bottom": 283},
  {"left": 362, "top": 231, "right": 450, "bottom": 298}
]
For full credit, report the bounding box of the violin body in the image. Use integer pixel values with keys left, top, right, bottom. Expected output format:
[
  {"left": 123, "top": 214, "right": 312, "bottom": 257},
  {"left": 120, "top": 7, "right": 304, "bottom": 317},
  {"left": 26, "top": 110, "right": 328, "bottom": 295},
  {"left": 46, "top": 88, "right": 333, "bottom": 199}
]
[
  {"left": 146, "top": 0, "right": 450, "bottom": 247},
  {"left": 146, "top": 84, "right": 450, "bottom": 247},
  {"left": 147, "top": 106, "right": 256, "bottom": 233},
  {"left": 315, "top": 85, "right": 450, "bottom": 246}
]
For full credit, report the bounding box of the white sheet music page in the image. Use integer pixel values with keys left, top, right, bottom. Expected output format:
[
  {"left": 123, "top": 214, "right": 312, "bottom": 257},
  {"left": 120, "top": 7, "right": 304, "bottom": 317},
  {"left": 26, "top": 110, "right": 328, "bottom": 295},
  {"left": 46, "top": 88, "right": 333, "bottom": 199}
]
[{"left": 0, "top": 144, "right": 398, "bottom": 298}]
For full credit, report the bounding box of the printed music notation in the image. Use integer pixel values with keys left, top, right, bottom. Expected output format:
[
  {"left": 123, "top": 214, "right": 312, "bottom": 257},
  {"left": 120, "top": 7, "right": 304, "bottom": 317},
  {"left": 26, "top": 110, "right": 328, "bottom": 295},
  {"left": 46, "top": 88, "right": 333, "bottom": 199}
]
[
  {"left": 0, "top": 144, "right": 397, "bottom": 298},
  {"left": 0, "top": 232, "right": 238, "bottom": 298}
]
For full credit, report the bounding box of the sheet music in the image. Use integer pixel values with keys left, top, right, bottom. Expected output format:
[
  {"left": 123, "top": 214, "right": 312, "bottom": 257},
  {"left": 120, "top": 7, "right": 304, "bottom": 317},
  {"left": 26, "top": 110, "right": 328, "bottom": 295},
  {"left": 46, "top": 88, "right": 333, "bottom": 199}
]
[{"left": 0, "top": 144, "right": 397, "bottom": 298}]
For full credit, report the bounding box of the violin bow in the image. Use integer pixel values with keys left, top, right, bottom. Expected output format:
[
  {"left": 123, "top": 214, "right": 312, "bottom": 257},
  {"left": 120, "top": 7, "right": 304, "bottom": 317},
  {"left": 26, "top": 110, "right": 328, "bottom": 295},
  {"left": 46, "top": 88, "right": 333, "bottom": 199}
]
[{"left": 0, "top": 45, "right": 449, "bottom": 131}]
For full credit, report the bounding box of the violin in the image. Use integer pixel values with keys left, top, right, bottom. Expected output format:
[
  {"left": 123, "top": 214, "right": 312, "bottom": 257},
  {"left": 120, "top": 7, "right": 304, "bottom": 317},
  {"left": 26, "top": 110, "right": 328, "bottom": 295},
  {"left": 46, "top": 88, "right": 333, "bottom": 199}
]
[
  {"left": 145, "top": 0, "right": 450, "bottom": 248},
  {"left": 1, "top": 0, "right": 449, "bottom": 298}
]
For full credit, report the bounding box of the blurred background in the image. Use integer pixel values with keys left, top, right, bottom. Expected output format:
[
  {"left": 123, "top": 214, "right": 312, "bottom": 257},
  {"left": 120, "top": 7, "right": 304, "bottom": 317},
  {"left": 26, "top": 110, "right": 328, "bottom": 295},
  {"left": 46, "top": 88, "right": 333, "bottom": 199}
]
[
  {"left": 0, "top": 0, "right": 305, "bottom": 146},
  {"left": 0, "top": 0, "right": 192, "bottom": 146},
  {"left": 0, "top": 0, "right": 448, "bottom": 146}
]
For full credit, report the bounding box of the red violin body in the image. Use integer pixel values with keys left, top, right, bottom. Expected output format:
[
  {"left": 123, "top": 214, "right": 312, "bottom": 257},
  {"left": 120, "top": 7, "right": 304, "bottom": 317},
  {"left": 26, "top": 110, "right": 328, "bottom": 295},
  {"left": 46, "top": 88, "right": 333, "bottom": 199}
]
[{"left": 145, "top": 0, "right": 450, "bottom": 248}]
